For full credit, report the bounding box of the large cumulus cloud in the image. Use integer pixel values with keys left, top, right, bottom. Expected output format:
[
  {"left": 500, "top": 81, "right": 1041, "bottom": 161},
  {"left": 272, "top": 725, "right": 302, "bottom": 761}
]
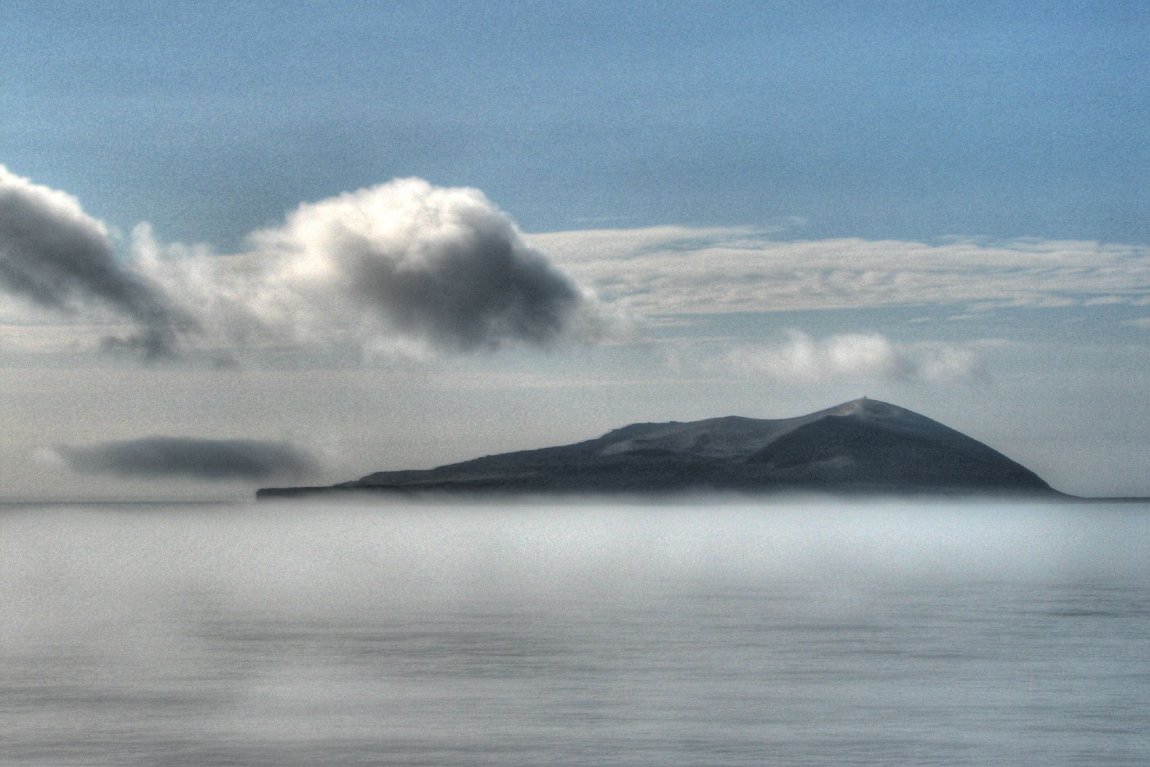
[
  {"left": 1, "top": 168, "right": 600, "bottom": 359},
  {"left": 247, "top": 178, "right": 590, "bottom": 352},
  {"left": 0, "top": 165, "right": 192, "bottom": 358}
]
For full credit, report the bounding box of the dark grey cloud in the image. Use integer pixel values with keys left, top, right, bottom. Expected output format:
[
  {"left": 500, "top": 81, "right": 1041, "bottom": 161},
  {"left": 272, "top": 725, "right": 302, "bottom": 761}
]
[
  {"left": 56, "top": 437, "right": 320, "bottom": 481},
  {"left": 0, "top": 165, "right": 192, "bottom": 359},
  {"left": 338, "top": 218, "right": 581, "bottom": 351}
]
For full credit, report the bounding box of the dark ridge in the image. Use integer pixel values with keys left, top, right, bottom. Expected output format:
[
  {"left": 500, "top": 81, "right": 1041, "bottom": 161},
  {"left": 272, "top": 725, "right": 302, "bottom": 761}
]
[
  {"left": 258, "top": 398, "right": 1063, "bottom": 500},
  {"left": 747, "top": 413, "right": 1048, "bottom": 490}
]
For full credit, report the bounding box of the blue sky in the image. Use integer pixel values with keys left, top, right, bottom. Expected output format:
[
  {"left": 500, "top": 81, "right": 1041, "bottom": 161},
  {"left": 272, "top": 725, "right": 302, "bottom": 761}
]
[
  {"left": 2, "top": 1, "right": 1149, "bottom": 498},
  {"left": 4, "top": 1, "right": 1147, "bottom": 245}
]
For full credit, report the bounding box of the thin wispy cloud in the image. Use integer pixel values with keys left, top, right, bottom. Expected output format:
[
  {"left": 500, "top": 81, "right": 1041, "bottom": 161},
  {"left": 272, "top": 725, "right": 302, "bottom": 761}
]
[{"left": 531, "top": 228, "right": 1150, "bottom": 316}]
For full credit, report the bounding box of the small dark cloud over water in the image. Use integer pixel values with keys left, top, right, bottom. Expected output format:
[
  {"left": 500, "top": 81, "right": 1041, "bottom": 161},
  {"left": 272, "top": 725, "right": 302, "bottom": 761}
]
[{"left": 55, "top": 437, "right": 319, "bottom": 481}]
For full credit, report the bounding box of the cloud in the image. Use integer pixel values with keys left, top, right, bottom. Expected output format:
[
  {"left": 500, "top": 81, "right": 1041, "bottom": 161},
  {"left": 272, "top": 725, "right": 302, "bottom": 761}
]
[
  {"left": 0, "top": 165, "right": 192, "bottom": 358},
  {"left": 12, "top": 172, "right": 1148, "bottom": 364},
  {"left": 254, "top": 179, "right": 591, "bottom": 351},
  {"left": 55, "top": 437, "right": 320, "bottom": 481},
  {"left": 529, "top": 227, "right": 1150, "bottom": 316},
  {"left": 2, "top": 170, "right": 603, "bottom": 360},
  {"left": 132, "top": 178, "right": 608, "bottom": 358},
  {"left": 714, "top": 332, "right": 987, "bottom": 384}
]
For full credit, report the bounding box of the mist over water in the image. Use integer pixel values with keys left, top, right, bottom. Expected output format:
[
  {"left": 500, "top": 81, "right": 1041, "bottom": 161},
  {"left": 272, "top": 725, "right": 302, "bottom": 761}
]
[{"left": 3, "top": 499, "right": 1148, "bottom": 766}]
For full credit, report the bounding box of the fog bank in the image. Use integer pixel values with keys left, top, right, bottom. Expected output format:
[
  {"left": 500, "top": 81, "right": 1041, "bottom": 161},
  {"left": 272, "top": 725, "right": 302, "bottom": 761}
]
[{"left": 4, "top": 499, "right": 1146, "bottom": 642}]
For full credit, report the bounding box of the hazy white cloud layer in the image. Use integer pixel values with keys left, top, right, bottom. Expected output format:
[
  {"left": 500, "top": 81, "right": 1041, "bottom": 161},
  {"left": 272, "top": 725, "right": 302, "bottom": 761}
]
[
  {"left": 530, "top": 227, "right": 1150, "bottom": 316},
  {"left": 55, "top": 437, "right": 319, "bottom": 481},
  {"left": 0, "top": 165, "right": 192, "bottom": 358},
  {"left": 707, "top": 332, "right": 988, "bottom": 384},
  {"left": 5, "top": 169, "right": 1150, "bottom": 366}
]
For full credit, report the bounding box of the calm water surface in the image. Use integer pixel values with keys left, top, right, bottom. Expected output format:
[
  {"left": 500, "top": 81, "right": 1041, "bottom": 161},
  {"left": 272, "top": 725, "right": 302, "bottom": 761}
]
[{"left": 2, "top": 499, "right": 1148, "bottom": 765}]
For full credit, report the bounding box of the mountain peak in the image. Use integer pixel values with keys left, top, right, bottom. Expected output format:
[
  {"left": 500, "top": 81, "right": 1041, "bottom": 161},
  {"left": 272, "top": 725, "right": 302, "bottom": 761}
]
[{"left": 823, "top": 397, "right": 901, "bottom": 416}]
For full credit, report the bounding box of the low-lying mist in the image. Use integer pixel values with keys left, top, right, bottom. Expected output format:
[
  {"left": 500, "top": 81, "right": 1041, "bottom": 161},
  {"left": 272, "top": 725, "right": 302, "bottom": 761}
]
[
  {"left": 3, "top": 498, "right": 1145, "bottom": 643},
  {"left": 4, "top": 497, "right": 1149, "bottom": 766}
]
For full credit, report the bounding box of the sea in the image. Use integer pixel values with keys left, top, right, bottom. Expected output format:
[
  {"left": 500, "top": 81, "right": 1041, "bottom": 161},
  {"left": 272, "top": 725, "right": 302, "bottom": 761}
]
[{"left": 2, "top": 497, "right": 1148, "bottom": 766}]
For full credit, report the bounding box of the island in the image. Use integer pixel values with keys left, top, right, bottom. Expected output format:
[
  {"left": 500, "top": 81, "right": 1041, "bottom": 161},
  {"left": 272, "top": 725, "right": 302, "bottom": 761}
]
[{"left": 258, "top": 398, "right": 1064, "bottom": 500}]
